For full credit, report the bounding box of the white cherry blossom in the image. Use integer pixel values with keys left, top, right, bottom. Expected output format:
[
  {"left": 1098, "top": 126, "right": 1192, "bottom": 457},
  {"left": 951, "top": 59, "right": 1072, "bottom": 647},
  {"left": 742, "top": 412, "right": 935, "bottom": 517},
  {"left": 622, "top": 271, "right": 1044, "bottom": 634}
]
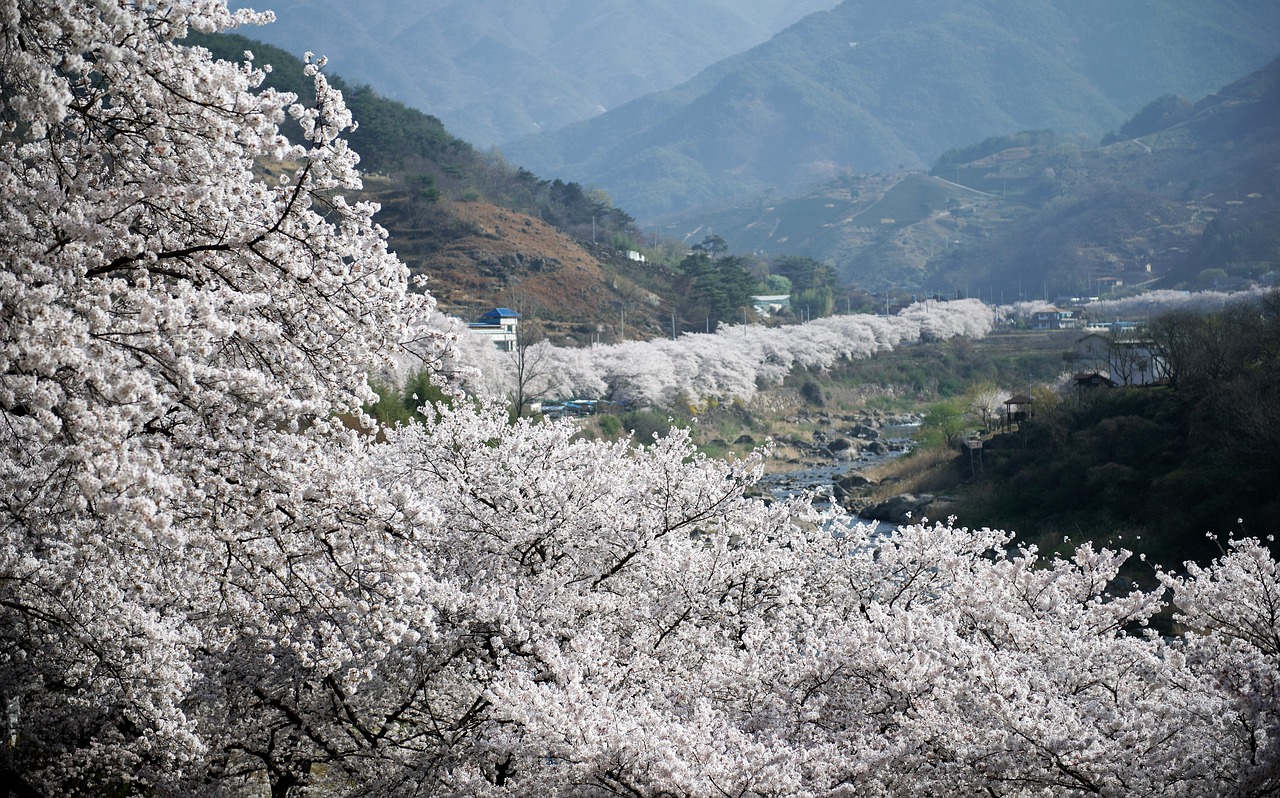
[{"left": 4, "top": 3, "right": 1280, "bottom": 797}]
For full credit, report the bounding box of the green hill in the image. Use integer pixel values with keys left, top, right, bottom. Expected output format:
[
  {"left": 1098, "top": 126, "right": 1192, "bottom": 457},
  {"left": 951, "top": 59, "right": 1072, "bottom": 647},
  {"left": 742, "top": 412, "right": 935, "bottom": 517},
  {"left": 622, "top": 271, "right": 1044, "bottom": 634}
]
[
  {"left": 188, "top": 31, "right": 680, "bottom": 338},
  {"left": 957, "top": 292, "right": 1280, "bottom": 570}
]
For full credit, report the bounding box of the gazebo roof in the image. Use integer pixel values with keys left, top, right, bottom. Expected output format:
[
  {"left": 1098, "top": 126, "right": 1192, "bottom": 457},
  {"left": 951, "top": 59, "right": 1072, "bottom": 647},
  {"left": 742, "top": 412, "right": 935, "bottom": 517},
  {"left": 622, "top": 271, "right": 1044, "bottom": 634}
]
[{"left": 1003, "top": 394, "right": 1034, "bottom": 405}]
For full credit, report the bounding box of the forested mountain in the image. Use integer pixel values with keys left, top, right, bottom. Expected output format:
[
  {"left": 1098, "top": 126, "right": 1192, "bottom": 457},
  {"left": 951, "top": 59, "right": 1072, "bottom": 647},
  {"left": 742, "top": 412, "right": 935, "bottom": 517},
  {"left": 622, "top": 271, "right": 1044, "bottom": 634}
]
[
  {"left": 190, "top": 30, "right": 691, "bottom": 339},
  {"left": 676, "top": 55, "right": 1280, "bottom": 295},
  {"left": 929, "top": 57, "right": 1280, "bottom": 299},
  {"left": 504, "top": 0, "right": 1280, "bottom": 221},
  {"left": 225, "top": 0, "right": 835, "bottom": 147}
]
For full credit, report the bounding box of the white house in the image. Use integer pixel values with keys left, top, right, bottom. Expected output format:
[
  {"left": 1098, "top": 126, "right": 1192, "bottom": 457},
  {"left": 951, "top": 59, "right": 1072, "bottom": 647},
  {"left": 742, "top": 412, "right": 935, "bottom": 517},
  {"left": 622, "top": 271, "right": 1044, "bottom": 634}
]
[
  {"left": 751, "top": 294, "right": 792, "bottom": 317},
  {"left": 1030, "top": 306, "right": 1078, "bottom": 330},
  {"left": 468, "top": 307, "right": 520, "bottom": 351}
]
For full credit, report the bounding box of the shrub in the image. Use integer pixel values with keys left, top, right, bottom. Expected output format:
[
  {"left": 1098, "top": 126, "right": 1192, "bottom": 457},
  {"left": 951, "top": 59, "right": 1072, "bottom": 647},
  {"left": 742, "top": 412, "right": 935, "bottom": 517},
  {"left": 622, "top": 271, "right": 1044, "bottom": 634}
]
[
  {"left": 623, "top": 410, "right": 684, "bottom": 444},
  {"left": 799, "top": 380, "right": 825, "bottom": 407},
  {"left": 597, "top": 415, "right": 623, "bottom": 437}
]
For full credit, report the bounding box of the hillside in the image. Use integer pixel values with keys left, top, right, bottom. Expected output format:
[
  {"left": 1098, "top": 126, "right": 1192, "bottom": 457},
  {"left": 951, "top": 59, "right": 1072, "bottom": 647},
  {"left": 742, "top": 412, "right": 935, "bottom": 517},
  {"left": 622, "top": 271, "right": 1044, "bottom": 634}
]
[
  {"left": 367, "top": 187, "right": 672, "bottom": 340},
  {"left": 191, "top": 30, "right": 679, "bottom": 339},
  {"left": 693, "top": 57, "right": 1280, "bottom": 295},
  {"left": 503, "top": 0, "right": 1280, "bottom": 221},
  {"left": 225, "top": 0, "right": 835, "bottom": 147},
  {"left": 691, "top": 172, "right": 1018, "bottom": 290},
  {"left": 958, "top": 292, "right": 1280, "bottom": 569},
  {"left": 931, "top": 55, "right": 1280, "bottom": 298}
]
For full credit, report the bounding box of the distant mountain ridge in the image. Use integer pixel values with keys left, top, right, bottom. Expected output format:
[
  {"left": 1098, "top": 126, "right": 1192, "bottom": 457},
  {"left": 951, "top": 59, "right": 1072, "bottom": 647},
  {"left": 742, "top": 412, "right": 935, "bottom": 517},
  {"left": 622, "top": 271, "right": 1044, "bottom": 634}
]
[
  {"left": 226, "top": 0, "right": 835, "bottom": 147},
  {"left": 695, "top": 56, "right": 1280, "bottom": 296},
  {"left": 503, "top": 0, "right": 1280, "bottom": 221},
  {"left": 199, "top": 23, "right": 1278, "bottom": 323}
]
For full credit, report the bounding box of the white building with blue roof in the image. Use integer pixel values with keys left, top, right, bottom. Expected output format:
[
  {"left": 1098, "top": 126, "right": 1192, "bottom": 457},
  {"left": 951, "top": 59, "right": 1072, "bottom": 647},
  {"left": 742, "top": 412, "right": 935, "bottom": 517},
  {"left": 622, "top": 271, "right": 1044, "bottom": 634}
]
[{"left": 468, "top": 307, "right": 521, "bottom": 351}]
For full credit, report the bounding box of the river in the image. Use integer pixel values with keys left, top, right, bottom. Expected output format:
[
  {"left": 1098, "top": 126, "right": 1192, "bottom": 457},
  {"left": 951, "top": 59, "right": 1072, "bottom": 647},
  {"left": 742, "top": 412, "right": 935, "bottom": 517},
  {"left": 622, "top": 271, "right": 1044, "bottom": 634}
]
[{"left": 757, "top": 422, "right": 920, "bottom": 535}]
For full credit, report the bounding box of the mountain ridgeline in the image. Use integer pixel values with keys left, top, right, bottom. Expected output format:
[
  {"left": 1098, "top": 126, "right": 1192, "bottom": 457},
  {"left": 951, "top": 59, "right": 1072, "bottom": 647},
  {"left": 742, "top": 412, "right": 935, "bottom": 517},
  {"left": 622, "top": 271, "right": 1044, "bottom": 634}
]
[
  {"left": 689, "top": 56, "right": 1280, "bottom": 296},
  {"left": 503, "top": 0, "right": 1280, "bottom": 222},
  {"left": 195, "top": 15, "right": 1279, "bottom": 321},
  {"left": 224, "top": 0, "right": 837, "bottom": 148}
]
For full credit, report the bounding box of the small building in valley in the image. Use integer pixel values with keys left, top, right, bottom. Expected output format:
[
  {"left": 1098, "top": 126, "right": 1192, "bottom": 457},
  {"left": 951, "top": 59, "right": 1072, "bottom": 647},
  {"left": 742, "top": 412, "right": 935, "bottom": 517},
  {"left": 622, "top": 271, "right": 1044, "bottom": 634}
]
[
  {"left": 468, "top": 307, "right": 520, "bottom": 351},
  {"left": 1003, "top": 394, "right": 1034, "bottom": 431},
  {"left": 1073, "top": 371, "right": 1118, "bottom": 391},
  {"left": 751, "top": 294, "right": 792, "bottom": 317},
  {"left": 1030, "top": 306, "right": 1078, "bottom": 330},
  {"left": 1075, "top": 331, "right": 1164, "bottom": 386}
]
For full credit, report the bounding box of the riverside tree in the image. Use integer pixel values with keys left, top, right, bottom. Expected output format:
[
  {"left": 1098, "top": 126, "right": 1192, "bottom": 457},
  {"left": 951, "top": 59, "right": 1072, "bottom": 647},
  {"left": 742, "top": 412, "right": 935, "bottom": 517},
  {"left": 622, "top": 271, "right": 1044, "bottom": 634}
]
[{"left": 4, "top": 3, "right": 1280, "bottom": 797}]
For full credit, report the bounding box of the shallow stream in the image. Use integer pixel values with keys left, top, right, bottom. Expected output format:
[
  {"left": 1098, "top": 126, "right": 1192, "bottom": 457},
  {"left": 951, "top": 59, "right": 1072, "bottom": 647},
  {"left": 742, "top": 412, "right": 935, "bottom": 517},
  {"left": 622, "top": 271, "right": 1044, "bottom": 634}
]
[{"left": 757, "top": 422, "right": 920, "bottom": 535}]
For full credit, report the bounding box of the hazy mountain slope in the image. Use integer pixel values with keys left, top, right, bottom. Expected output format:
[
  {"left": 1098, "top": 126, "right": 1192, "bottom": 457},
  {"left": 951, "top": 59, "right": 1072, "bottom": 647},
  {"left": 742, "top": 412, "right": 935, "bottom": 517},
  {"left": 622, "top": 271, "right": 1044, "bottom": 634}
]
[
  {"left": 960, "top": 54, "right": 1280, "bottom": 297},
  {"left": 699, "top": 56, "right": 1280, "bottom": 296},
  {"left": 503, "top": 0, "right": 1280, "bottom": 221},
  {"left": 226, "top": 0, "right": 834, "bottom": 147},
  {"left": 693, "top": 171, "right": 1020, "bottom": 291}
]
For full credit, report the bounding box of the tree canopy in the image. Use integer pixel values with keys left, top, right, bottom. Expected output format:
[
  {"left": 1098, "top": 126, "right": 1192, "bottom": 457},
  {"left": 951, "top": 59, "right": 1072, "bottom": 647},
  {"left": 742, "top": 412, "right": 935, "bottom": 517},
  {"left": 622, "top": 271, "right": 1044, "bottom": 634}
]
[{"left": 3, "top": 3, "right": 1280, "bottom": 797}]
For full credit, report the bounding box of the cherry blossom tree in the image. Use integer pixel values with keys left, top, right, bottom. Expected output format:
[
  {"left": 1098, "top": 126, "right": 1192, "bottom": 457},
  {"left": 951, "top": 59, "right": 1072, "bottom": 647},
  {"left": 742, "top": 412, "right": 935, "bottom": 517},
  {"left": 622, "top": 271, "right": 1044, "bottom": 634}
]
[
  {"left": 0, "top": 1, "right": 437, "bottom": 793},
  {"left": 1160, "top": 537, "right": 1280, "bottom": 795},
  {"left": 963, "top": 381, "right": 1007, "bottom": 430},
  {"left": 6, "top": 3, "right": 1280, "bottom": 797},
  {"left": 356, "top": 403, "right": 1280, "bottom": 796},
  {"left": 517, "top": 299, "right": 995, "bottom": 407},
  {"left": 373, "top": 400, "right": 824, "bottom": 794},
  {"left": 431, "top": 299, "right": 994, "bottom": 410},
  {"left": 1087, "top": 288, "right": 1267, "bottom": 321}
]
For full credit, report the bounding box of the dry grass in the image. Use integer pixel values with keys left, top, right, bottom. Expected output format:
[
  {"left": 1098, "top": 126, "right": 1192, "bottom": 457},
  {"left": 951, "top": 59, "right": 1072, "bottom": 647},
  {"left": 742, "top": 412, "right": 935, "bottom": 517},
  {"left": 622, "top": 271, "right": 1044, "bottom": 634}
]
[{"left": 862, "top": 445, "right": 965, "bottom": 502}]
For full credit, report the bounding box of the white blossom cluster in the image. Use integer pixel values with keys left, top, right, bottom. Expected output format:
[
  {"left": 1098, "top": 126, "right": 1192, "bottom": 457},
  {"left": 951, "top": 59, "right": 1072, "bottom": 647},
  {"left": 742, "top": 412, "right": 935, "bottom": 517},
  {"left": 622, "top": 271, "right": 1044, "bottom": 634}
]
[
  {"left": 450, "top": 299, "right": 994, "bottom": 407},
  {"left": 1085, "top": 288, "right": 1271, "bottom": 321},
  {"left": 2, "top": 3, "right": 1280, "bottom": 797}
]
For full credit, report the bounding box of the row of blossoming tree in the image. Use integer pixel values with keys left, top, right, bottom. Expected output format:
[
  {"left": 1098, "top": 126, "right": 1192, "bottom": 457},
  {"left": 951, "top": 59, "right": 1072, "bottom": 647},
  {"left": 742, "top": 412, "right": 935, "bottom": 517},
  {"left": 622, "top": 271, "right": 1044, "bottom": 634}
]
[
  {"left": 2, "top": 3, "right": 1279, "bottom": 797},
  {"left": 448, "top": 299, "right": 997, "bottom": 409}
]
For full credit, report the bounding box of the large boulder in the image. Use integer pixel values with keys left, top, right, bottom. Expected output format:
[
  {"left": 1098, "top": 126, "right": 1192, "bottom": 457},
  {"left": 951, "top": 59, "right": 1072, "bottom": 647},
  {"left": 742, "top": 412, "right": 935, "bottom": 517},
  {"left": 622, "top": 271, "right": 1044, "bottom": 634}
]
[
  {"left": 858, "top": 492, "right": 957, "bottom": 524},
  {"left": 861, "top": 493, "right": 935, "bottom": 524},
  {"left": 866, "top": 440, "right": 891, "bottom": 456},
  {"left": 832, "top": 471, "right": 873, "bottom": 501},
  {"left": 835, "top": 471, "right": 874, "bottom": 492}
]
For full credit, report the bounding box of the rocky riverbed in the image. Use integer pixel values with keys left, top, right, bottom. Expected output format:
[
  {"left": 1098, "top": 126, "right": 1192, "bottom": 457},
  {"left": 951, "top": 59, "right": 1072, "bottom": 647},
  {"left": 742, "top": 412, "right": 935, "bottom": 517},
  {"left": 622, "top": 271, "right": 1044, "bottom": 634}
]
[{"left": 755, "top": 408, "right": 958, "bottom": 525}]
